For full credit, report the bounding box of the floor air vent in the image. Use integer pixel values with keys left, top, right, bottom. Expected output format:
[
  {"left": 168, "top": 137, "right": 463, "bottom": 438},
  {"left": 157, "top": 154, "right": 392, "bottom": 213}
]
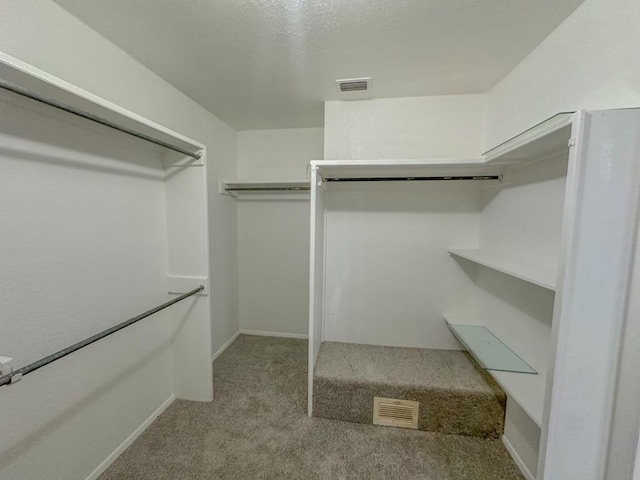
[{"left": 373, "top": 397, "right": 419, "bottom": 429}]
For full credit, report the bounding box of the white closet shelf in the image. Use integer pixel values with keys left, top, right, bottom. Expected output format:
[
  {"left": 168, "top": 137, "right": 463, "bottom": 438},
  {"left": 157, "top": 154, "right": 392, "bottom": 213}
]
[
  {"left": 311, "top": 159, "right": 504, "bottom": 180},
  {"left": 219, "top": 180, "right": 310, "bottom": 199},
  {"left": 0, "top": 52, "right": 203, "bottom": 162},
  {"left": 444, "top": 317, "right": 545, "bottom": 427},
  {"left": 484, "top": 112, "right": 574, "bottom": 164},
  {"left": 448, "top": 249, "right": 556, "bottom": 291}
]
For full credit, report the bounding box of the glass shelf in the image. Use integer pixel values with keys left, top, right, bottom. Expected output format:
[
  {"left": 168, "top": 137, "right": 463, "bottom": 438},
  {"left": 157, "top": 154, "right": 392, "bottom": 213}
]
[
  {"left": 483, "top": 111, "right": 575, "bottom": 164},
  {"left": 446, "top": 322, "right": 537, "bottom": 374}
]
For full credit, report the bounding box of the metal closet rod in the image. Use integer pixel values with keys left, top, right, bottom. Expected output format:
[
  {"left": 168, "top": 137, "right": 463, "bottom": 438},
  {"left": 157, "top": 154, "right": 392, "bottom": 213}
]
[
  {"left": 0, "top": 80, "right": 202, "bottom": 160},
  {"left": 0, "top": 285, "right": 204, "bottom": 388},
  {"left": 226, "top": 186, "right": 310, "bottom": 192},
  {"left": 324, "top": 175, "right": 502, "bottom": 182}
]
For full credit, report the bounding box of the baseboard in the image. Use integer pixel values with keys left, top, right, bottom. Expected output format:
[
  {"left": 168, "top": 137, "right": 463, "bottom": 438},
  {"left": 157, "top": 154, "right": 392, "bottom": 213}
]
[
  {"left": 239, "top": 329, "right": 308, "bottom": 339},
  {"left": 211, "top": 330, "right": 241, "bottom": 362},
  {"left": 502, "top": 435, "right": 535, "bottom": 480},
  {"left": 85, "top": 394, "right": 175, "bottom": 480}
]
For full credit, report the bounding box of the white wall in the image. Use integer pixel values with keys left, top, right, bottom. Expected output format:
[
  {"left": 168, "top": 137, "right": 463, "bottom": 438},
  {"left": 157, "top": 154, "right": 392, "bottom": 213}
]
[
  {"left": 485, "top": 1, "right": 640, "bottom": 478},
  {"left": 0, "top": 1, "right": 237, "bottom": 479},
  {"left": 486, "top": 0, "right": 640, "bottom": 149},
  {"left": 322, "top": 95, "right": 487, "bottom": 348},
  {"left": 323, "top": 182, "right": 480, "bottom": 349},
  {"left": 237, "top": 128, "right": 323, "bottom": 336},
  {"left": 324, "top": 94, "right": 487, "bottom": 160},
  {"left": 237, "top": 128, "right": 323, "bottom": 181}
]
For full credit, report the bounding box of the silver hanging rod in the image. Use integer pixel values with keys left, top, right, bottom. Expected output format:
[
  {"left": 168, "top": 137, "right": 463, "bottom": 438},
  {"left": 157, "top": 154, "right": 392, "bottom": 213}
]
[
  {"left": 324, "top": 175, "right": 502, "bottom": 182},
  {"left": 0, "top": 79, "right": 202, "bottom": 160},
  {"left": 225, "top": 186, "right": 311, "bottom": 192},
  {"left": 0, "top": 286, "right": 204, "bottom": 387}
]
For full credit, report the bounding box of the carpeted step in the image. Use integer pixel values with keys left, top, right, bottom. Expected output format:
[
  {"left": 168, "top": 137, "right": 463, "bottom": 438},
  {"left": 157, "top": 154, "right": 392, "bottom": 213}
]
[{"left": 313, "top": 342, "right": 506, "bottom": 438}]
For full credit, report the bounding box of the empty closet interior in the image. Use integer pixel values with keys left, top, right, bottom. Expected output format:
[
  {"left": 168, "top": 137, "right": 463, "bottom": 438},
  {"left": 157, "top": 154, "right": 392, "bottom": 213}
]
[{"left": 309, "top": 109, "right": 640, "bottom": 479}]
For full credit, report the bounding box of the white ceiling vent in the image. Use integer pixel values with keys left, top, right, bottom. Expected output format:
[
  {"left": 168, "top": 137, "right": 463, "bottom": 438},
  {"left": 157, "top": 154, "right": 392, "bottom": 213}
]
[
  {"left": 373, "top": 397, "right": 419, "bottom": 429},
  {"left": 335, "top": 77, "right": 373, "bottom": 100}
]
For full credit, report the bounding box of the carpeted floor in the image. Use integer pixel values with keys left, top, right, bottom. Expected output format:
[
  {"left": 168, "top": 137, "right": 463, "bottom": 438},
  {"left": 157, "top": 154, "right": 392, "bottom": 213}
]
[{"left": 99, "top": 335, "right": 524, "bottom": 480}]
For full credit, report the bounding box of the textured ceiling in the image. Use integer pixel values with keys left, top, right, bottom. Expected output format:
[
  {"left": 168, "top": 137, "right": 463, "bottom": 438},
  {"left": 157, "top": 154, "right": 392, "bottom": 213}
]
[{"left": 54, "top": 0, "right": 584, "bottom": 130}]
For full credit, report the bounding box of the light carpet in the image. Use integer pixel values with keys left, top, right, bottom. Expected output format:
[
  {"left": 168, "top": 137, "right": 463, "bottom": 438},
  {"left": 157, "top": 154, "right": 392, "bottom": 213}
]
[{"left": 99, "top": 335, "right": 524, "bottom": 480}]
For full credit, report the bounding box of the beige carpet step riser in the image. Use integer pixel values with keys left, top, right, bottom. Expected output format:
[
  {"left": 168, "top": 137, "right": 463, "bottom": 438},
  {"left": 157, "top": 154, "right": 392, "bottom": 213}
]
[{"left": 313, "top": 380, "right": 505, "bottom": 438}]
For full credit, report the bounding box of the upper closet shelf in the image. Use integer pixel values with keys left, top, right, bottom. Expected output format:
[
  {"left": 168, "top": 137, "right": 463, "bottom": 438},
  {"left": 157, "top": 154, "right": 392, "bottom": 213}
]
[
  {"left": 220, "top": 180, "right": 310, "bottom": 200},
  {"left": 311, "top": 159, "right": 504, "bottom": 182},
  {"left": 483, "top": 112, "right": 575, "bottom": 164},
  {"left": 448, "top": 249, "right": 556, "bottom": 291},
  {"left": 0, "top": 52, "right": 203, "bottom": 163}
]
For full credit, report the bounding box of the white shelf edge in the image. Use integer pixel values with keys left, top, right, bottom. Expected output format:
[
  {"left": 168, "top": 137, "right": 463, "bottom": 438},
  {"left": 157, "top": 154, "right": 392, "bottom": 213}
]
[
  {"left": 492, "top": 370, "right": 544, "bottom": 428},
  {"left": 448, "top": 249, "right": 556, "bottom": 291},
  {"left": 310, "top": 159, "right": 506, "bottom": 183},
  {"left": 0, "top": 51, "right": 204, "bottom": 156},
  {"left": 310, "top": 158, "right": 486, "bottom": 167},
  {"left": 444, "top": 316, "right": 544, "bottom": 427}
]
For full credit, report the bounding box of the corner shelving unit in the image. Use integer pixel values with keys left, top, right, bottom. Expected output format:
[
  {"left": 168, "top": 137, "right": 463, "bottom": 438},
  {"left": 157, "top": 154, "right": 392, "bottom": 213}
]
[
  {"left": 309, "top": 109, "right": 640, "bottom": 480},
  {"left": 444, "top": 108, "right": 640, "bottom": 480}
]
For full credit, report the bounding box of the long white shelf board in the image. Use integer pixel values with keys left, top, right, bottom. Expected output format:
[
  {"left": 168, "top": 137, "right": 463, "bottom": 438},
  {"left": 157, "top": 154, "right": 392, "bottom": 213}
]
[
  {"left": 0, "top": 52, "right": 203, "bottom": 158},
  {"left": 311, "top": 159, "right": 504, "bottom": 180},
  {"left": 448, "top": 249, "right": 556, "bottom": 291},
  {"left": 445, "top": 316, "right": 545, "bottom": 427}
]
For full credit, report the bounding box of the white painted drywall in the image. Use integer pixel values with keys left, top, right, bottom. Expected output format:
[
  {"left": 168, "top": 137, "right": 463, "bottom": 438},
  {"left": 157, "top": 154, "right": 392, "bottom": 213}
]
[
  {"left": 237, "top": 128, "right": 323, "bottom": 336},
  {"left": 324, "top": 95, "right": 487, "bottom": 160},
  {"left": 237, "top": 201, "right": 311, "bottom": 336},
  {"left": 485, "top": 1, "right": 640, "bottom": 478},
  {"left": 486, "top": 0, "right": 640, "bottom": 149},
  {"left": 237, "top": 128, "right": 323, "bottom": 181},
  {"left": 322, "top": 182, "right": 480, "bottom": 349},
  {"left": 321, "top": 94, "right": 487, "bottom": 348},
  {"left": 0, "top": 1, "right": 238, "bottom": 479}
]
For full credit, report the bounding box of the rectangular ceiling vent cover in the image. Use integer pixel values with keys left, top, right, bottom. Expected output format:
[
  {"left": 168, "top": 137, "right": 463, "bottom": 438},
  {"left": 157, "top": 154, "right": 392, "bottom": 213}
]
[
  {"left": 373, "top": 397, "right": 419, "bottom": 429},
  {"left": 335, "top": 77, "right": 372, "bottom": 97},
  {"left": 339, "top": 80, "right": 368, "bottom": 92}
]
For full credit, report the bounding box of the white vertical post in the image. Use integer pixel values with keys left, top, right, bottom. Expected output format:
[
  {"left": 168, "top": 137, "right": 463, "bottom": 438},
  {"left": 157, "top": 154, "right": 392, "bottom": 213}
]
[
  {"left": 540, "top": 109, "right": 640, "bottom": 479},
  {"left": 308, "top": 164, "right": 326, "bottom": 416},
  {"left": 164, "top": 149, "right": 213, "bottom": 402}
]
